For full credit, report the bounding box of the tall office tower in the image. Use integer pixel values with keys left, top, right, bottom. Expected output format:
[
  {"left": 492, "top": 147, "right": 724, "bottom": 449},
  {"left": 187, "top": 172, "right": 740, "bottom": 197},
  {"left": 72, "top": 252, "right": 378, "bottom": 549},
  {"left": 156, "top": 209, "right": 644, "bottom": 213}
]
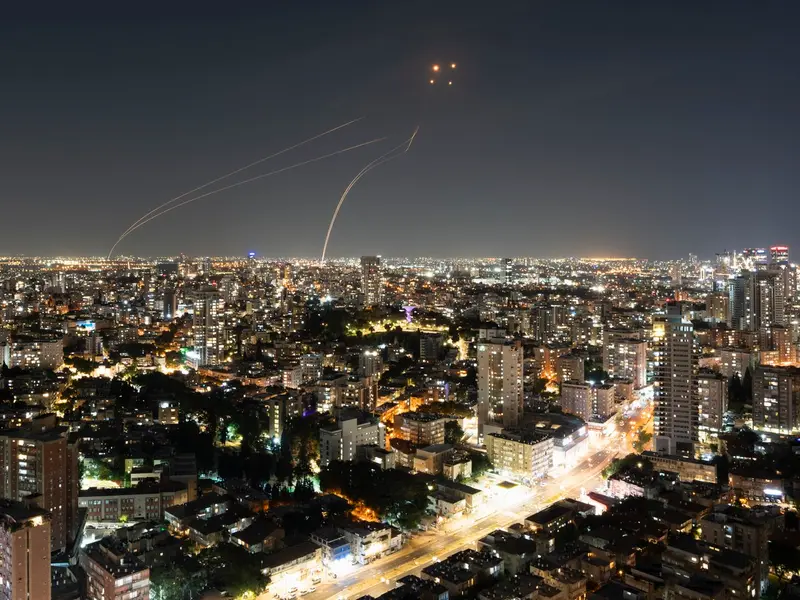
[
  {"left": 742, "top": 248, "right": 769, "bottom": 267},
  {"left": 193, "top": 288, "right": 224, "bottom": 366},
  {"left": 359, "top": 349, "right": 383, "bottom": 377},
  {"left": 602, "top": 329, "right": 647, "bottom": 389},
  {"left": 706, "top": 292, "right": 730, "bottom": 324},
  {"left": 360, "top": 256, "right": 383, "bottom": 306},
  {"left": 503, "top": 258, "right": 513, "bottom": 285},
  {"left": 770, "top": 245, "right": 789, "bottom": 264},
  {"left": 697, "top": 369, "right": 728, "bottom": 442},
  {"left": 531, "top": 304, "right": 569, "bottom": 343},
  {"left": 218, "top": 275, "right": 239, "bottom": 304},
  {"left": 729, "top": 272, "right": 755, "bottom": 330},
  {"left": 653, "top": 306, "right": 699, "bottom": 457},
  {"left": 755, "top": 271, "right": 786, "bottom": 329},
  {"left": 0, "top": 501, "right": 52, "bottom": 600},
  {"left": 769, "top": 324, "right": 796, "bottom": 365},
  {"left": 477, "top": 331, "right": 524, "bottom": 435},
  {"left": 162, "top": 288, "right": 177, "bottom": 321},
  {"left": 752, "top": 366, "right": 800, "bottom": 434},
  {"left": 670, "top": 264, "right": 682, "bottom": 288},
  {"left": 0, "top": 414, "right": 79, "bottom": 553},
  {"left": 772, "top": 262, "right": 797, "bottom": 303}
]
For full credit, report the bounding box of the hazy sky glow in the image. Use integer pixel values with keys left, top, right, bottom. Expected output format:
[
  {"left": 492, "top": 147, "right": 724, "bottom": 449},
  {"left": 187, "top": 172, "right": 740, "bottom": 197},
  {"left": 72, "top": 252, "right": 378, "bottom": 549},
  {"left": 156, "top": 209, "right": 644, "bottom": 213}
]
[{"left": 2, "top": 2, "right": 799, "bottom": 259}]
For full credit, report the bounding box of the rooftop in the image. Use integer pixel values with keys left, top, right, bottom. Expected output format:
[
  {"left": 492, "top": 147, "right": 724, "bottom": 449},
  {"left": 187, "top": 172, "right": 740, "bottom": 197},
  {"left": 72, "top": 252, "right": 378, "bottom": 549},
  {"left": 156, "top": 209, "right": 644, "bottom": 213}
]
[
  {"left": 527, "top": 502, "right": 574, "bottom": 526},
  {"left": 82, "top": 538, "right": 148, "bottom": 578}
]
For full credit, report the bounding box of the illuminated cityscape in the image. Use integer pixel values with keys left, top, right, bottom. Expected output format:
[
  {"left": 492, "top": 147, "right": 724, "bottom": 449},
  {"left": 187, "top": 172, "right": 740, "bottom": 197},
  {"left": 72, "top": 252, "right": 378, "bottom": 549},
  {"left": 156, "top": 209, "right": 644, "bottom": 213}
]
[
  {"left": 3, "top": 3, "right": 800, "bottom": 600},
  {"left": 0, "top": 251, "right": 796, "bottom": 599}
]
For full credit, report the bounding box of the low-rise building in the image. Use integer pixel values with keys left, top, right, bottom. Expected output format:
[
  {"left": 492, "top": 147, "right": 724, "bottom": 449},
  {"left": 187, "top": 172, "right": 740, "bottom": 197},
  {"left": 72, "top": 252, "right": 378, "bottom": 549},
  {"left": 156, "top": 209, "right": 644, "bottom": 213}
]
[
  {"left": 80, "top": 480, "right": 188, "bottom": 523},
  {"left": 642, "top": 451, "right": 718, "bottom": 484},
  {"left": 395, "top": 412, "right": 450, "bottom": 446},
  {"left": 338, "top": 521, "right": 403, "bottom": 565},
  {"left": 414, "top": 443, "right": 455, "bottom": 475},
  {"left": 80, "top": 537, "right": 150, "bottom": 600},
  {"left": 485, "top": 430, "right": 553, "bottom": 483},
  {"left": 422, "top": 549, "right": 503, "bottom": 598},
  {"left": 662, "top": 535, "right": 758, "bottom": 600},
  {"left": 261, "top": 541, "right": 323, "bottom": 588},
  {"left": 230, "top": 518, "right": 285, "bottom": 553}
]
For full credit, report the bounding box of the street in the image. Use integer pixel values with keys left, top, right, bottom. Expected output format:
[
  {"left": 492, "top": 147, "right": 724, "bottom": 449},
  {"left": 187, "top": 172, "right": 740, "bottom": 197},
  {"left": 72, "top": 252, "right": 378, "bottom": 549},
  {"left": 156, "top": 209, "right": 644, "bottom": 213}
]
[{"left": 263, "top": 405, "right": 648, "bottom": 600}]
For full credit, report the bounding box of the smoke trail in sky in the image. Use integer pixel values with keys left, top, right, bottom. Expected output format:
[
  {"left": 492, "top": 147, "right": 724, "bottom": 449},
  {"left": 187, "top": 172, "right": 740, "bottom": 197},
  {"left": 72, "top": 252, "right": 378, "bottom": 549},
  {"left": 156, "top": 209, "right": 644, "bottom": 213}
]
[
  {"left": 108, "top": 136, "right": 385, "bottom": 257},
  {"left": 108, "top": 117, "right": 363, "bottom": 257},
  {"left": 320, "top": 127, "right": 418, "bottom": 263}
]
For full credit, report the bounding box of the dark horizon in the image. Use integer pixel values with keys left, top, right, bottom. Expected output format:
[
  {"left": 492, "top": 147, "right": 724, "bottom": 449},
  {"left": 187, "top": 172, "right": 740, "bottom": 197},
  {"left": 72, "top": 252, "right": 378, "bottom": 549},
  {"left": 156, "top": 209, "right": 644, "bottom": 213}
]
[{"left": 2, "top": 2, "right": 799, "bottom": 259}]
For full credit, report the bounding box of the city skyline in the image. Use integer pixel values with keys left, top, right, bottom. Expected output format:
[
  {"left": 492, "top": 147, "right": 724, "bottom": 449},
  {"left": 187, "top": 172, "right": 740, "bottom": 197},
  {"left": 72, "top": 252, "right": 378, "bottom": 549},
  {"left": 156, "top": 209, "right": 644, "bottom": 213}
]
[{"left": 3, "top": 2, "right": 800, "bottom": 258}]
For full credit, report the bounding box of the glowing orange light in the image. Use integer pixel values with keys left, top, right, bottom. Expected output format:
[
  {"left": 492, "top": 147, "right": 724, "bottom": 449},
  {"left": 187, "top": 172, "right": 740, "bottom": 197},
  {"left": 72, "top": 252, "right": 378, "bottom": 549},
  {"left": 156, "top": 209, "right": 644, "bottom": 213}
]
[
  {"left": 432, "top": 64, "right": 440, "bottom": 72},
  {"left": 429, "top": 79, "right": 435, "bottom": 84},
  {"left": 451, "top": 63, "right": 457, "bottom": 69},
  {"left": 448, "top": 81, "right": 452, "bottom": 85}
]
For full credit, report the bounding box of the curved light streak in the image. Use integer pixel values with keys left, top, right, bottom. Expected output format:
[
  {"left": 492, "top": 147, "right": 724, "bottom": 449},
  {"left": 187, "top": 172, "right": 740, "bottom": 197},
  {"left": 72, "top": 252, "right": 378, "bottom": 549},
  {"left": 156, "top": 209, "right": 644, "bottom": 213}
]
[
  {"left": 320, "top": 127, "right": 419, "bottom": 264},
  {"left": 108, "top": 117, "right": 363, "bottom": 258},
  {"left": 108, "top": 137, "right": 385, "bottom": 257}
]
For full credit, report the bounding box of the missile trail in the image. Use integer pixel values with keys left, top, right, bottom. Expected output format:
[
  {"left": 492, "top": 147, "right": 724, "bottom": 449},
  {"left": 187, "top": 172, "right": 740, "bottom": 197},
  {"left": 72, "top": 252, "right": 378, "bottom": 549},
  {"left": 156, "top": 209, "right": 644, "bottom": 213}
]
[
  {"left": 108, "top": 137, "right": 386, "bottom": 257},
  {"left": 320, "top": 127, "right": 419, "bottom": 264},
  {"left": 108, "top": 117, "right": 363, "bottom": 257}
]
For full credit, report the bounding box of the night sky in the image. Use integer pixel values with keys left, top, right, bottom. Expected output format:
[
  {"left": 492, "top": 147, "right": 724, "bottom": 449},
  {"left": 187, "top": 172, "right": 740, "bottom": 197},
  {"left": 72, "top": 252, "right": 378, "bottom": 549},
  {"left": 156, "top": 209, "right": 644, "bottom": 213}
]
[{"left": 2, "top": 2, "right": 799, "bottom": 259}]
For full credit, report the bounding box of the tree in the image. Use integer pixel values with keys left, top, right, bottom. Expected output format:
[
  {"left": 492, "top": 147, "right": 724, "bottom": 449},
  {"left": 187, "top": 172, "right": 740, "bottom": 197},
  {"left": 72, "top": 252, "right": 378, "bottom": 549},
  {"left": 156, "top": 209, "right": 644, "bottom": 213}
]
[
  {"left": 742, "top": 368, "right": 753, "bottom": 405},
  {"left": 150, "top": 562, "right": 207, "bottom": 600},
  {"left": 728, "top": 373, "right": 745, "bottom": 413},
  {"left": 319, "top": 461, "right": 430, "bottom": 530},
  {"left": 196, "top": 543, "right": 268, "bottom": 597},
  {"left": 469, "top": 451, "right": 493, "bottom": 479},
  {"left": 632, "top": 430, "right": 652, "bottom": 453},
  {"left": 602, "top": 454, "right": 645, "bottom": 479},
  {"left": 769, "top": 539, "right": 800, "bottom": 581},
  {"left": 444, "top": 420, "right": 465, "bottom": 445}
]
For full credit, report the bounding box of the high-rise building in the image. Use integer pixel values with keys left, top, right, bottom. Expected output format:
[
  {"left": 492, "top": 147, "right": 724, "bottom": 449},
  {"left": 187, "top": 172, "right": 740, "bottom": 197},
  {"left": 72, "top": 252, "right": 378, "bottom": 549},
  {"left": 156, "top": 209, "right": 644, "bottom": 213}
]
[
  {"left": 485, "top": 430, "right": 553, "bottom": 482},
  {"left": 395, "top": 412, "right": 449, "bottom": 446},
  {"left": 560, "top": 381, "right": 615, "bottom": 421},
  {"left": 531, "top": 304, "right": 568, "bottom": 344},
  {"left": 706, "top": 292, "right": 730, "bottom": 324},
  {"left": 602, "top": 329, "right": 647, "bottom": 389},
  {"left": 752, "top": 365, "right": 800, "bottom": 434},
  {"left": 696, "top": 369, "right": 728, "bottom": 442},
  {"left": 560, "top": 381, "right": 592, "bottom": 420},
  {"left": 653, "top": 306, "right": 699, "bottom": 457},
  {"left": 503, "top": 258, "right": 513, "bottom": 285},
  {"left": 742, "top": 247, "right": 769, "bottom": 267},
  {"left": 192, "top": 288, "right": 224, "bottom": 366},
  {"left": 162, "top": 288, "right": 178, "bottom": 321},
  {"left": 359, "top": 349, "right": 383, "bottom": 378},
  {"left": 0, "top": 414, "right": 79, "bottom": 553},
  {"left": 419, "top": 333, "right": 444, "bottom": 363},
  {"left": 729, "top": 272, "right": 755, "bottom": 330},
  {"left": 755, "top": 270, "right": 786, "bottom": 333},
  {"left": 360, "top": 256, "right": 383, "bottom": 306},
  {"left": 218, "top": 275, "right": 239, "bottom": 304},
  {"left": 718, "top": 348, "right": 752, "bottom": 379},
  {"left": 261, "top": 393, "right": 303, "bottom": 442},
  {"left": 770, "top": 245, "right": 789, "bottom": 264},
  {"left": 477, "top": 332, "right": 523, "bottom": 435},
  {"left": 81, "top": 538, "right": 150, "bottom": 600},
  {"left": 555, "top": 352, "right": 585, "bottom": 384},
  {"left": 300, "top": 353, "right": 324, "bottom": 383},
  {"left": 319, "top": 411, "right": 385, "bottom": 466},
  {"left": 0, "top": 501, "right": 51, "bottom": 600}
]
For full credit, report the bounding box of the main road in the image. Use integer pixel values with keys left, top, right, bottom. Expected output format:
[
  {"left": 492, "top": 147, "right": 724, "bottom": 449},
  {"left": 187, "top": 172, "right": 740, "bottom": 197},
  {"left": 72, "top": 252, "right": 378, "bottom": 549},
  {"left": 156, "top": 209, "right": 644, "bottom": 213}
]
[{"left": 262, "top": 408, "right": 644, "bottom": 600}]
